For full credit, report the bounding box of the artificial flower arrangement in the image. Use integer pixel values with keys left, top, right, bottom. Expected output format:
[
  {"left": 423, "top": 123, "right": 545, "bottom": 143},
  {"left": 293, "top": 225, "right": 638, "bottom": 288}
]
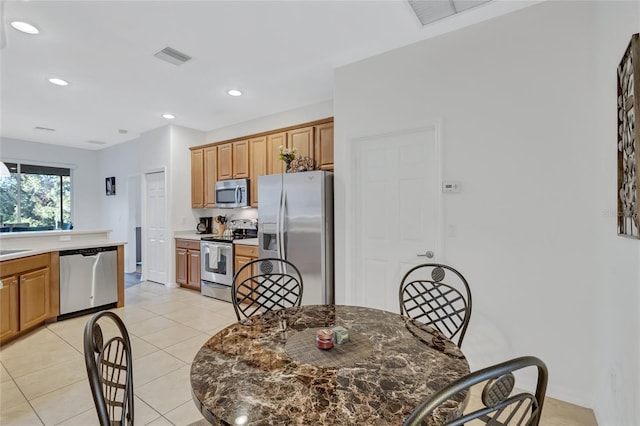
[{"left": 278, "top": 145, "right": 298, "bottom": 164}]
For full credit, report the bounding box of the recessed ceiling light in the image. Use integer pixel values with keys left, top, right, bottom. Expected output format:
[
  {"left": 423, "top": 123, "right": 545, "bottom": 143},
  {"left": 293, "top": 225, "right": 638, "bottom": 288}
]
[
  {"left": 227, "top": 89, "right": 243, "bottom": 97},
  {"left": 162, "top": 113, "right": 175, "bottom": 119},
  {"left": 11, "top": 21, "right": 39, "bottom": 35},
  {"left": 48, "top": 78, "right": 69, "bottom": 86}
]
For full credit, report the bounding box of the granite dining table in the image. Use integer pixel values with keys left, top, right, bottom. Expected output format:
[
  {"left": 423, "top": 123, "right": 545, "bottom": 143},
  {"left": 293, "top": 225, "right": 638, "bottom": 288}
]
[{"left": 190, "top": 305, "right": 470, "bottom": 425}]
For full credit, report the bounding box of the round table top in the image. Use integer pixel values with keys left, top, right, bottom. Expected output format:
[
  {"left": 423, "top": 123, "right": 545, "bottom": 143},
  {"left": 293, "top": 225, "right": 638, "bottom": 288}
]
[{"left": 191, "top": 305, "right": 469, "bottom": 425}]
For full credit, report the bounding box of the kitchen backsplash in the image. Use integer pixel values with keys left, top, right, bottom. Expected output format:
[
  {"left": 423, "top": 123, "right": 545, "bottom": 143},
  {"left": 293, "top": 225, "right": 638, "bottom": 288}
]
[{"left": 194, "top": 207, "right": 258, "bottom": 234}]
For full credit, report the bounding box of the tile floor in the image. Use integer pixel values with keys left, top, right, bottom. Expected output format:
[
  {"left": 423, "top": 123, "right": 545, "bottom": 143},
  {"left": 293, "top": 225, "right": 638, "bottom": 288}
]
[{"left": 0, "top": 281, "right": 597, "bottom": 425}]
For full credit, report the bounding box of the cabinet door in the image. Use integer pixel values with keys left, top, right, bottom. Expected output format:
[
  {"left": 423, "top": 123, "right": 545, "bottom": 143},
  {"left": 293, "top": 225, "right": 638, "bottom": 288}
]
[
  {"left": 191, "top": 149, "right": 204, "bottom": 208},
  {"left": 217, "top": 143, "right": 233, "bottom": 180},
  {"left": 187, "top": 250, "right": 201, "bottom": 289},
  {"left": 287, "top": 126, "right": 314, "bottom": 159},
  {"left": 266, "top": 132, "right": 287, "bottom": 175},
  {"left": 234, "top": 255, "right": 254, "bottom": 302},
  {"left": 19, "top": 268, "right": 50, "bottom": 330},
  {"left": 232, "top": 140, "right": 249, "bottom": 178},
  {"left": 204, "top": 146, "right": 217, "bottom": 208},
  {"left": 314, "top": 123, "right": 334, "bottom": 171},
  {"left": 249, "top": 136, "right": 267, "bottom": 207},
  {"left": 176, "top": 248, "right": 188, "bottom": 285},
  {"left": 0, "top": 276, "right": 19, "bottom": 342}
]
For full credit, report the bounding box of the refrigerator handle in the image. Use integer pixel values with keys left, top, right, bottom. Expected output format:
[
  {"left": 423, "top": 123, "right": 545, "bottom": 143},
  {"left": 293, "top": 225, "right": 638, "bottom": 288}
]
[
  {"left": 276, "top": 185, "right": 283, "bottom": 259},
  {"left": 280, "top": 189, "right": 287, "bottom": 261}
]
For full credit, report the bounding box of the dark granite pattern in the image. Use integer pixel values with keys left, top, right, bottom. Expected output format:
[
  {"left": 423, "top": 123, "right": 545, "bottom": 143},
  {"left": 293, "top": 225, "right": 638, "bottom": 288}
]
[{"left": 191, "top": 305, "right": 469, "bottom": 425}]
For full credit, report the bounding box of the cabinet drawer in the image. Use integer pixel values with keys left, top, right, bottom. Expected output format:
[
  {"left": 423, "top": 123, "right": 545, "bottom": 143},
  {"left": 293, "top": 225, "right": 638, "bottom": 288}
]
[
  {"left": 0, "top": 254, "right": 49, "bottom": 277},
  {"left": 176, "top": 239, "right": 201, "bottom": 251},
  {"left": 235, "top": 245, "right": 258, "bottom": 257}
]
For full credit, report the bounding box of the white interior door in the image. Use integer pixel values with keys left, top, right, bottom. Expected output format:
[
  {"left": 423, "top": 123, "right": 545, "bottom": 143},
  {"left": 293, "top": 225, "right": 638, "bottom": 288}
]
[
  {"left": 145, "top": 171, "right": 166, "bottom": 284},
  {"left": 352, "top": 125, "right": 441, "bottom": 312}
]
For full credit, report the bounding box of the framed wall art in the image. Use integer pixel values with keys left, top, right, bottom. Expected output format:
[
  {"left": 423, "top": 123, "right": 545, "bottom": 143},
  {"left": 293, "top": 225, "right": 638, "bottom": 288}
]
[
  {"left": 106, "top": 176, "right": 116, "bottom": 196},
  {"left": 618, "top": 33, "right": 640, "bottom": 239}
]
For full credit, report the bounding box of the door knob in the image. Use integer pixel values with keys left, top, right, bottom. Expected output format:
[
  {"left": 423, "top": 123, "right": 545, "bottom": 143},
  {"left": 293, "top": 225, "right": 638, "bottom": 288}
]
[{"left": 417, "top": 251, "right": 434, "bottom": 258}]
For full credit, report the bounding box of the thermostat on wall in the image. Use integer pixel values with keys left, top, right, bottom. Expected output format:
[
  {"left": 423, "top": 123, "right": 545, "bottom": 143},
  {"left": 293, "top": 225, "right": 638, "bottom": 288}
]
[{"left": 442, "top": 181, "right": 461, "bottom": 193}]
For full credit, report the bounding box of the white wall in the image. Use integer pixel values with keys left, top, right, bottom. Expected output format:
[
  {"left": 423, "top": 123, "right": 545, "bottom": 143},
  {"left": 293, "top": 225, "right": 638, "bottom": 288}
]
[
  {"left": 593, "top": 2, "right": 640, "bottom": 425},
  {"left": 169, "top": 125, "right": 206, "bottom": 233},
  {"left": 0, "top": 137, "right": 101, "bottom": 230},
  {"left": 204, "top": 100, "right": 332, "bottom": 143},
  {"left": 334, "top": 0, "right": 634, "bottom": 413}
]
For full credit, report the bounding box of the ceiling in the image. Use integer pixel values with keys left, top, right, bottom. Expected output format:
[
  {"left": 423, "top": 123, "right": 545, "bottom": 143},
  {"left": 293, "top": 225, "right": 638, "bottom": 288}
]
[{"left": 0, "top": 0, "right": 537, "bottom": 150}]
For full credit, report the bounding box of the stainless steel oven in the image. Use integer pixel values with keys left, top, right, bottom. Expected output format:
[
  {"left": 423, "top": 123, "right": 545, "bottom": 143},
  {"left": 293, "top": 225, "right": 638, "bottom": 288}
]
[{"left": 200, "top": 238, "right": 234, "bottom": 302}]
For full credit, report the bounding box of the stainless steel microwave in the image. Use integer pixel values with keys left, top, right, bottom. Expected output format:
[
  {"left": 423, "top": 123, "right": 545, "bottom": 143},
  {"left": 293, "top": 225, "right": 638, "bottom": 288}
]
[{"left": 215, "top": 178, "right": 249, "bottom": 208}]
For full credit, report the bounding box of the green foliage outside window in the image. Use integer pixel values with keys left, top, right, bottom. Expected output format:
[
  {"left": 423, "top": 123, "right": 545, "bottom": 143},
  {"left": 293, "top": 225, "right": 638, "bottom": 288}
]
[{"left": 0, "top": 162, "right": 71, "bottom": 228}]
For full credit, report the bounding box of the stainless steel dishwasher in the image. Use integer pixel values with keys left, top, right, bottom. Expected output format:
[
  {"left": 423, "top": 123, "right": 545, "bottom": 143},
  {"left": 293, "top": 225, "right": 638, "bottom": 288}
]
[{"left": 59, "top": 246, "right": 118, "bottom": 317}]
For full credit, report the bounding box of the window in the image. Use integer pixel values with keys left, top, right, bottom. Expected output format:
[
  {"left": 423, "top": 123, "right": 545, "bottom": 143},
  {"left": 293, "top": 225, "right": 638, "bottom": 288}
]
[{"left": 0, "top": 162, "right": 71, "bottom": 229}]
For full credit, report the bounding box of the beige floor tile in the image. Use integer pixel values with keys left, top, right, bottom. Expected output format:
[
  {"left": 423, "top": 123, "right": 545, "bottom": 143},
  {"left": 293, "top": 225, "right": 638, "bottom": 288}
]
[
  {"left": 1, "top": 379, "right": 29, "bottom": 407},
  {"left": 141, "top": 300, "right": 192, "bottom": 316},
  {"left": 130, "top": 335, "right": 161, "bottom": 358},
  {"left": 164, "top": 333, "right": 212, "bottom": 364},
  {"left": 141, "top": 324, "right": 204, "bottom": 349},
  {"left": 162, "top": 306, "right": 219, "bottom": 324},
  {"left": 164, "top": 400, "right": 206, "bottom": 426},
  {"left": 54, "top": 407, "right": 99, "bottom": 425},
  {"left": 30, "top": 380, "right": 95, "bottom": 425},
  {"left": 145, "top": 416, "right": 174, "bottom": 425},
  {"left": 127, "top": 316, "right": 181, "bottom": 338},
  {"left": 133, "top": 350, "right": 186, "bottom": 386},
  {"left": 0, "top": 330, "right": 82, "bottom": 378},
  {"left": 136, "top": 365, "right": 193, "bottom": 415},
  {"left": 0, "top": 362, "right": 11, "bottom": 383},
  {"left": 541, "top": 396, "right": 597, "bottom": 426},
  {"left": 14, "top": 357, "right": 86, "bottom": 400},
  {"left": 0, "top": 400, "right": 42, "bottom": 426},
  {"left": 110, "top": 305, "right": 158, "bottom": 325}
]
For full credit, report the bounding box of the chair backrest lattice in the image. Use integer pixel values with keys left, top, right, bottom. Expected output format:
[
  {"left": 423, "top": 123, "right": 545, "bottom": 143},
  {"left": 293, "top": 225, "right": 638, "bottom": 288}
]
[
  {"left": 232, "top": 258, "right": 303, "bottom": 321},
  {"left": 403, "top": 356, "right": 548, "bottom": 426},
  {"left": 84, "top": 311, "right": 134, "bottom": 426},
  {"left": 399, "top": 264, "right": 472, "bottom": 347}
]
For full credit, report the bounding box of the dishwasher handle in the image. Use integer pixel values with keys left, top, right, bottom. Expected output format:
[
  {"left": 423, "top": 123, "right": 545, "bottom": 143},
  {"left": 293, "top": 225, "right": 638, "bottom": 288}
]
[{"left": 60, "top": 246, "right": 117, "bottom": 257}]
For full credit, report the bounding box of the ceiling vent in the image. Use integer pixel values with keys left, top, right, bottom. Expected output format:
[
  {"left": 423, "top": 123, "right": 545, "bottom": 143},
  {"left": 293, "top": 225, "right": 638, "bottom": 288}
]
[
  {"left": 34, "top": 126, "right": 55, "bottom": 131},
  {"left": 153, "top": 46, "right": 192, "bottom": 66},
  {"left": 86, "top": 140, "right": 107, "bottom": 145},
  {"left": 408, "top": 0, "right": 491, "bottom": 26}
]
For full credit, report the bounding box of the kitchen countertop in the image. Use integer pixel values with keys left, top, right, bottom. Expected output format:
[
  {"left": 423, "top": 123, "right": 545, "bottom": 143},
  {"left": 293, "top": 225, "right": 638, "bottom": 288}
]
[
  {"left": 174, "top": 231, "right": 258, "bottom": 246},
  {"left": 0, "top": 229, "right": 125, "bottom": 262}
]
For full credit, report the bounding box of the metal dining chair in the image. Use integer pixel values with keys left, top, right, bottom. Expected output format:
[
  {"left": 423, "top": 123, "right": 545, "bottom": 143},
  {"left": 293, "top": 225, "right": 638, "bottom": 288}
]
[
  {"left": 403, "top": 356, "right": 548, "bottom": 426},
  {"left": 399, "top": 263, "right": 472, "bottom": 347},
  {"left": 84, "top": 311, "right": 134, "bottom": 426},
  {"left": 232, "top": 258, "right": 303, "bottom": 321}
]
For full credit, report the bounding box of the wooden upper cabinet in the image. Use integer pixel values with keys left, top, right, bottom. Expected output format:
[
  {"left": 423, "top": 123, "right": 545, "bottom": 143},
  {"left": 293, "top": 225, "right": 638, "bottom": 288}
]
[
  {"left": 233, "top": 140, "right": 249, "bottom": 178},
  {"left": 267, "top": 132, "right": 287, "bottom": 175},
  {"left": 249, "top": 136, "right": 267, "bottom": 207},
  {"left": 314, "top": 122, "right": 334, "bottom": 171},
  {"left": 191, "top": 149, "right": 204, "bottom": 208},
  {"left": 204, "top": 146, "right": 217, "bottom": 207},
  {"left": 217, "top": 143, "right": 233, "bottom": 180},
  {"left": 287, "top": 126, "right": 314, "bottom": 159}
]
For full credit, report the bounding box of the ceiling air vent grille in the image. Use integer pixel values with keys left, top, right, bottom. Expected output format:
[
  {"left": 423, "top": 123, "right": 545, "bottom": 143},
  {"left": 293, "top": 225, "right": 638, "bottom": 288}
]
[
  {"left": 34, "top": 126, "right": 55, "bottom": 131},
  {"left": 153, "top": 46, "right": 192, "bottom": 66},
  {"left": 408, "top": 0, "right": 491, "bottom": 26},
  {"left": 86, "top": 140, "right": 107, "bottom": 145}
]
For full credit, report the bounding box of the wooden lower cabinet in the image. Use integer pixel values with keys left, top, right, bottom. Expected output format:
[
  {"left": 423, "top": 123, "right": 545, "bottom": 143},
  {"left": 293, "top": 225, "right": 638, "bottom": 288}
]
[
  {"left": 234, "top": 245, "right": 258, "bottom": 301},
  {"left": 19, "top": 268, "right": 50, "bottom": 330},
  {"left": 176, "top": 239, "right": 201, "bottom": 291},
  {"left": 0, "top": 253, "right": 54, "bottom": 345},
  {"left": 0, "top": 276, "right": 19, "bottom": 342}
]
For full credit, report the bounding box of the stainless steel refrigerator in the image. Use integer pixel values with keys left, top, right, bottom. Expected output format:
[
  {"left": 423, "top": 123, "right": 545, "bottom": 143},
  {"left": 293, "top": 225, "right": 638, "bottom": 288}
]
[{"left": 258, "top": 170, "right": 334, "bottom": 305}]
